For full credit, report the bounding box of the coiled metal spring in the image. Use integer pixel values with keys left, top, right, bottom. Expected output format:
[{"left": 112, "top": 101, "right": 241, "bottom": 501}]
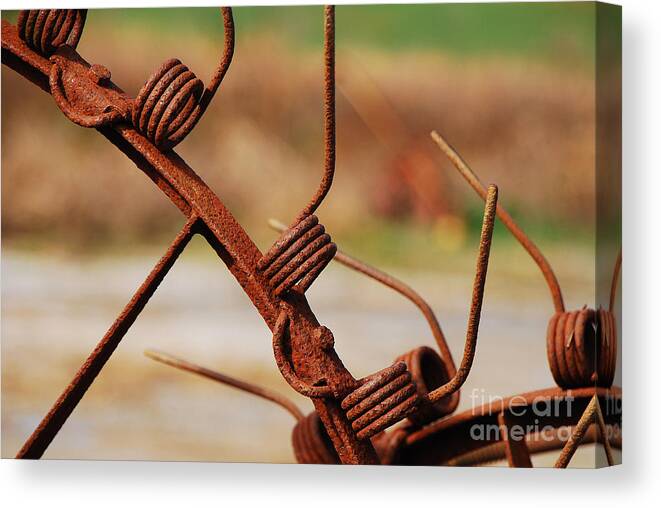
[
  {"left": 546, "top": 307, "right": 617, "bottom": 388},
  {"left": 132, "top": 59, "right": 204, "bottom": 150},
  {"left": 291, "top": 412, "right": 340, "bottom": 465},
  {"left": 396, "top": 346, "right": 455, "bottom": 425},
  {"left": 17, "top": 9, "right": 87, "bottom": 56},
  {"left": 341, "top": 362, "right": 419, "bottom": 440},
  {"left": 258, "top": 215, "right": 337, "bottom": 297},
  {"left": 131, "top": 7, "right": 235, "bottom": 150}
]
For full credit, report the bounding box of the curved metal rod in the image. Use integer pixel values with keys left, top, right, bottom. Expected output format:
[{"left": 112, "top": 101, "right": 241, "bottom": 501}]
[
  {"left": 426, "top": 185, "right": 498, "bottom": 403},
  {"left": 198, "top": 7, "right": 235, "bottom": 114},
  {"left": 431, "top": 130, "right": 565, "bottom": 313},
  {"left": 164, "top": 7, "right": 235, "bottom": 147},
  {"left": 610, "top": 249, "right": 622, "bottom": 312},
  {"left": 50, "top": 64, "right": 126, "bottom": 127},
  {"left": 144, "top": 349, "right": 304, "bottom": 422},
  {"left": 272, "top": 311, "right": 335, "bottom": 398},
  {"left": 15, "top": 215, "right": 200, "bottom": 459},
  {"left": 292, "top": 5, "right": 336, "bottom": 225}
]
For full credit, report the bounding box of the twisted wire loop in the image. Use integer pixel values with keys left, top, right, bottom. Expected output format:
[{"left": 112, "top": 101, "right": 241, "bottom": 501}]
[
  {"left": 17, "top": 10, "right": 87, "bottom": 57},
  {"left": 292, "top": 412, "right": 340, "bottom": 464},
  {"left": 258, "top": 215, "right": 337, "bottom": 297},
  {"left": 395, "top": 347, "right": 454, "bottom": 425},
  {"left": 546, "top": 306, "right": 617, "bottom": 388},
  {"left": 340, "top": 362, "right": 419, "bottom": 440},
  {"left": 132, "top": 7, "right": 235, "bottom": 150}
]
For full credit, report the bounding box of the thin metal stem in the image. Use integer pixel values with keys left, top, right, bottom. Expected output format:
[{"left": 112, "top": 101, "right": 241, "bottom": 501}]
[
  {"left": 293, "top": 5, "right": 335, "bottom": 224},
  {"left": 144, "top": 349, "right": 304, "bottom": 422},
  {"left": 431, "top": 130, "right": 565, "bottom": 313},
  {"left": 198, "top": 7, "right": 235, "bottom": 113},
  {"left": 426, "top": 185, "right": 498, "bottom": 403},
  {"left": 555, "top": 395, "right": 614, "bottom": 467},
  {"left": 610, "top": 250, "right": 622, "bottom": 312},
  {"left": 16, "top": 216, "right": 200, "bottom": 459}
]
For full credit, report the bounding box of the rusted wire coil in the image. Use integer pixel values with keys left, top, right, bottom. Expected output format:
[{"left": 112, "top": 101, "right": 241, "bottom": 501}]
[
  {"left": 396, "top": 346, "right": 454, "bottom": 425},
  {"left": 292, "top": 412, "right": 340, "bottom": 465},
  {"left": 371, "top": 426, "right": 410, "bottom": 465},
  {"left": 258, "top": 215, "right": 337, "bottom": 296},
  {"left": 132, "top": 7, "right": 235, "bottom": 150},
  {"left": 132, "top": 59, "right": 205, "bottom": 150},
  {"left": 546, "top": 307, "right": 617, "bottom": 388},
  {"left": 341, "top": 362, "right": 419, "bottom": 440},
  {"left": 17, "top": 9, "right": 87, "bottom": 56}
]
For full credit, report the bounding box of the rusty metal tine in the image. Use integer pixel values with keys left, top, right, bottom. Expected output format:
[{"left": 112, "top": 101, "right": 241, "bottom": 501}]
[
  {"left": 430, "top": 130, "right": 565, "bottom": 313},
  {"left": 267, "top": 217, "right": 459, "bottom": 385},
  {"left": 555, "top": 394, "right": 603, "bottom": 468},
  {"left": 426, "top": 184, "right": 498, "bottom": 403},
  {"left": 593, "top": 395, "right": 615, "bottom": 466},
  {"left": 144, "top": 349, "right": 304, "bottom": 422},
  {"left": 293, "top": 5, "right": 335, "bottom": 225},
  {"left": 16, "top": 215, "right": 200, "bottom": 459},
  {"left": 610, "top": 250, "right": 622, "bottom": 312},
  {"left": 197, "top": 7, "right": 235, "bottom": 113}
]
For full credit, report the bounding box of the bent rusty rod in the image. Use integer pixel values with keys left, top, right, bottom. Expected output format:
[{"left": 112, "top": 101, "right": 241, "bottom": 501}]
[
  {"left": 431, "top": 130, "right": 565, "bottom": 313},
  {"left": 292, "top": 5, "right": 336, "bottom": 225},
  {"left": 610, "top": 250, "right": 622, "bottom": 312},
  {"left": 554, "top": 394, "right": 614, "bottom": 468},
  {"left": 427, "top": 184, "right": 498, "bottom": 402},
  {"left": 17, "top": 216, "right": 200, "bottom": 458},
  {"left": 144, "top": 350, "right": 304, "bottom": 421}
]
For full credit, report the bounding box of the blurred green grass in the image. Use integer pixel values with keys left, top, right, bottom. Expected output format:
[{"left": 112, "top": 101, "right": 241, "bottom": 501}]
[{"left": 1, "top": 3, "right": 596, "bottom": 69}]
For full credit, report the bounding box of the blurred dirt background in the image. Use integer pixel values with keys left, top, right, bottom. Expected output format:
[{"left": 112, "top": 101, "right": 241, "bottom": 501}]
[{"left": 1, "top": 4, "right": 619, "bottom": 465}]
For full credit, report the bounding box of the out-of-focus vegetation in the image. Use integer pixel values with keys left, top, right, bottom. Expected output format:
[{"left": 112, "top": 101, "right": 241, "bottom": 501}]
[
  {"left": 2, "top": 4, "right": 604, "bottom": 267},
  {"left": 2, "top": 3, "right": 597, "bottom": 67}
]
